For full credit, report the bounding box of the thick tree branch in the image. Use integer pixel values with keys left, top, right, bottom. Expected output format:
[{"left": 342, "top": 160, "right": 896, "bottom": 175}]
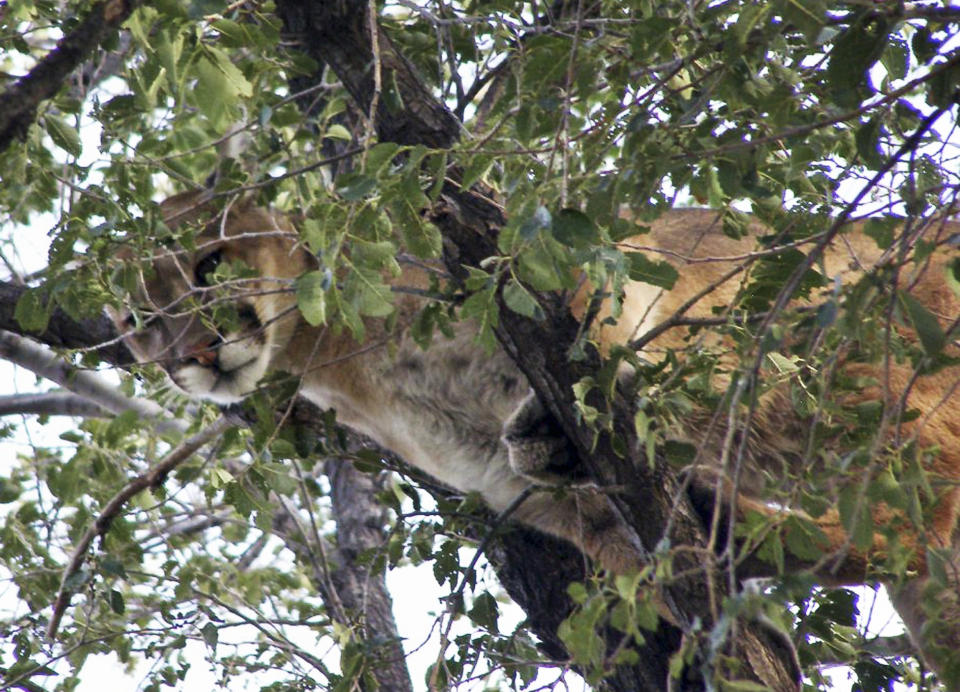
[
  {"left": 275, "top": 2, "right": 800, "bottom": 690},
  {"left": 324, "top": 455, "right": 414, "bottom": 692},
  {"left": 0, "top": 281, "right": 134, "bottom": 365},
  {"left": 0, "top": 0, "right": 139, "bottom": 152},
  {"left": 278, "top": 0, "right": 459, "bottom": 149}
]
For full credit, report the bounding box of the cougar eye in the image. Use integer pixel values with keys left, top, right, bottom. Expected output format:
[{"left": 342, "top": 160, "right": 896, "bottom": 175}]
[{"left": 195, "top": 250, "right": 222, "bottom": 287}]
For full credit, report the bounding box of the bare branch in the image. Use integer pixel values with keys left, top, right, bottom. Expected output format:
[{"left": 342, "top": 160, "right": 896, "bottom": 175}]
[
  {"left": 0, "top": 391, "right": 109, "bottom": 419},
  {"left": 0, "top": 330, "right": 185, "bottom": 434}
]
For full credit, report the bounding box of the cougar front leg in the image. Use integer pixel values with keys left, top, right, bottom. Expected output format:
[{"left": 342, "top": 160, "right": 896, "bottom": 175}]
[{"left": 502, "top": 390, "right": 587, "bottom": 485}]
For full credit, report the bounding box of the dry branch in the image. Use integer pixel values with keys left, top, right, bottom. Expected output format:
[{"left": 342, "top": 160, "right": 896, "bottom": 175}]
[
  {"left": 0, "top": 330, "right": 184, "bottom": 434},
  {"left": 0, "top": 391, "right": 109, "bottom": 419}
]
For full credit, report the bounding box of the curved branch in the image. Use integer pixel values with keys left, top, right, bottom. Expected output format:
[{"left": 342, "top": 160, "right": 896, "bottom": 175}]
[
  {"left": 46, "top": 416, "right": 231, "bottom": 640},
  {"left": 0, "top": 0, "right": 140, "bottom": 152}
]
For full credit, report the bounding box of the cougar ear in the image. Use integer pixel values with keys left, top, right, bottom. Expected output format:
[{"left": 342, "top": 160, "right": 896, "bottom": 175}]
[
  {"left": 159, "top": 189, "right": 217, "bottom": 228},
  {"left": 164, "top": 121, "right": 254, "bottom": 228}
]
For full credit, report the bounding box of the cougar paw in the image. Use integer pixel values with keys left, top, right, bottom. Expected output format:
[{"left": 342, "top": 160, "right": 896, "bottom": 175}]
[{"left": 502, "top": 391, "right": 584, "bottom": 484}]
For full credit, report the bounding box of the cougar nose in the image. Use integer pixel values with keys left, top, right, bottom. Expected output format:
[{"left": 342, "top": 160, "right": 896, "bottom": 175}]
[{"left": 185, "top": 338, "right": 221, "bottom": 367}]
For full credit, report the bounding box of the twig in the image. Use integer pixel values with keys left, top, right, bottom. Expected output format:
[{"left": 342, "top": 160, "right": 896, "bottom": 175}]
[
  {"left": 683, "top": 52, "right": 960, "bottom": 162},
  {"left": 429, "top": 486, "right": 535, "bottom": 690},
  {"left": 364, "top": 0, "right": 382, "bottom": 155}
]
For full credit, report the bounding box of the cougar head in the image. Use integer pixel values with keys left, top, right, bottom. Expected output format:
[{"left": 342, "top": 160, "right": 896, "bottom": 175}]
[{"left": 110, "top": 192, "right": 314, "bottom": 403}]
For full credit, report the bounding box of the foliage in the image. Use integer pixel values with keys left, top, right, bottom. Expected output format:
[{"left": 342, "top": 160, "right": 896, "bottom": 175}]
[{"left": 0, "top": 0, "right": 958, "bottom": 690}]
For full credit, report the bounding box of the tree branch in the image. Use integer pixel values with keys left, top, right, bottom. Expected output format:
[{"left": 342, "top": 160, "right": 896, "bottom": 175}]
[
  {"left": 46, "top": 415, "right": 231, "bottom": 640},
  {"left": 0, "top": 281, "right": 134, "bottom": 365},
  {"left": 324, "top": 454, "right": 414, "bottom": 692},
  {"left": 275, "top": 2, "right": 801, "bottom": 690},
  {"left": 0, "top": 0, "right": 139, "bottom": 152},
  {"left": 0, "top": 391, "right": 109, "bottom": 419},
  {"left": 0, "top": 330, "right": 184, "bottom": 434},
  {"left": 250, "top": 441, "right": 415, "bottom": 692}
]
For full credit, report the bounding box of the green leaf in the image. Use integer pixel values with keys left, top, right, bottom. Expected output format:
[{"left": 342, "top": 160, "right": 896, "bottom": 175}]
[
  {"left": 460, "top": 154, "right": 492, "bottom": 190},
  {"left": 44, "top": 115, "right": 82, "bottom": 157},
  {"left": 393, "top": 200, "right": 441, "bottom": 258},
  {"left": 782, "top": 515, "right": 827, "bottom": 561},
  {"left": 837, "top": 486, "right": 874, "bottom": 552},
  {"left": 899, "top": 290, "right": 946, "bottom": 356},
  {"left": 345, "top": 267, "right": 394, "bottom": 318},
  {"left": 64, "top": 568, "right": 91, "bottom": 591},
  {"left": 517, "top": 246, "right": 565, "bottom": 291},
  {"left": 460, "top": 286, "right": 499, "bottom": 352},
  {"left": 855, "top": 117, "right": 884, "bottom": 169},
  {"left": 468, "top": 592, "right": 500, "bottom": 633},
  {"left": 862, "top": 217, "right": 897, "bottom": 249},
  {"left": 625, "top": 252, "right": 678, "bottom": 289},
  {"left": 296, "top": 271, "right": 328, "bottom": 326},
  {"left": 335, "top": 173, "right": 377, "bottom": 200},
  {"left": 212, "top": 18, "right": 246, "bottom": 47},
  {"left": 109, "top": 589, "right": 125, "bottom": 615},
  {"left": 880, "top": 37, "right": 909, "bottom": 81},
  {"left": 365, "top": 142, "right": 401, "bottom": 174},
  {"left": 201, "top": 622, "right": 219, "bottom": 650},
  {"left": 825, "top": 18, "right": 888, "bottom": 106},
  {"left": 519, "top": 207, "right": 551, "bottom": 240},
  {"left": 558, "top": 608, "right": 606, "bottom": 671},
  {"left": 325, "top": 123, "right": 353, "bottom": 141},
  {"left": 14, "top": 289, "right": 50, "bottom": 333},
  {"left": 552, "top": 209, "right": 599, "bottom": 249},
  {"left": 194, "top": 58, "right": 233, "bottom": 126},
  {"left": 502, "top": 279, "right": 544, "bottom": 320},
  {"left": 202, "top": 47, "right": 252, "bottom": 99},
  {"left": 947, "top": 257, "right": 960, "bottom": 299},
  {"left": 766, "top": 351, "right": 800, "bottom": 375}
]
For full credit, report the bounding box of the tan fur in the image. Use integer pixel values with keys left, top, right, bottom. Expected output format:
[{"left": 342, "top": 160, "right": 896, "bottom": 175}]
[{"left": 112, "top": 193, "right": 960, "bottom": 679}]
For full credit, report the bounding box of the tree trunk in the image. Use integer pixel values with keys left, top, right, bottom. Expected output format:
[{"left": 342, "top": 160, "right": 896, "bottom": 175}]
[
  {"left": 273, "top": 2, "right": 800, "bottom": 690},
  {"left": 324, "top": 454, "right": 414, "bottom": 692}
]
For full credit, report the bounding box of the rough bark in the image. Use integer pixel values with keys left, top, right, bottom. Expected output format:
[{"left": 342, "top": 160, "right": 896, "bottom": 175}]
[
  {"left": 259, "top": 444, "right": 414, "bottom": 692},
  {"left": 324, "top": 455, "right": 415, "bottom": 692},
  {"left": 0, "top": 281, "right": 133, "bottom": 365},
  {"left": 274, "top": 1, "right": 800, "bottom": 690}
]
